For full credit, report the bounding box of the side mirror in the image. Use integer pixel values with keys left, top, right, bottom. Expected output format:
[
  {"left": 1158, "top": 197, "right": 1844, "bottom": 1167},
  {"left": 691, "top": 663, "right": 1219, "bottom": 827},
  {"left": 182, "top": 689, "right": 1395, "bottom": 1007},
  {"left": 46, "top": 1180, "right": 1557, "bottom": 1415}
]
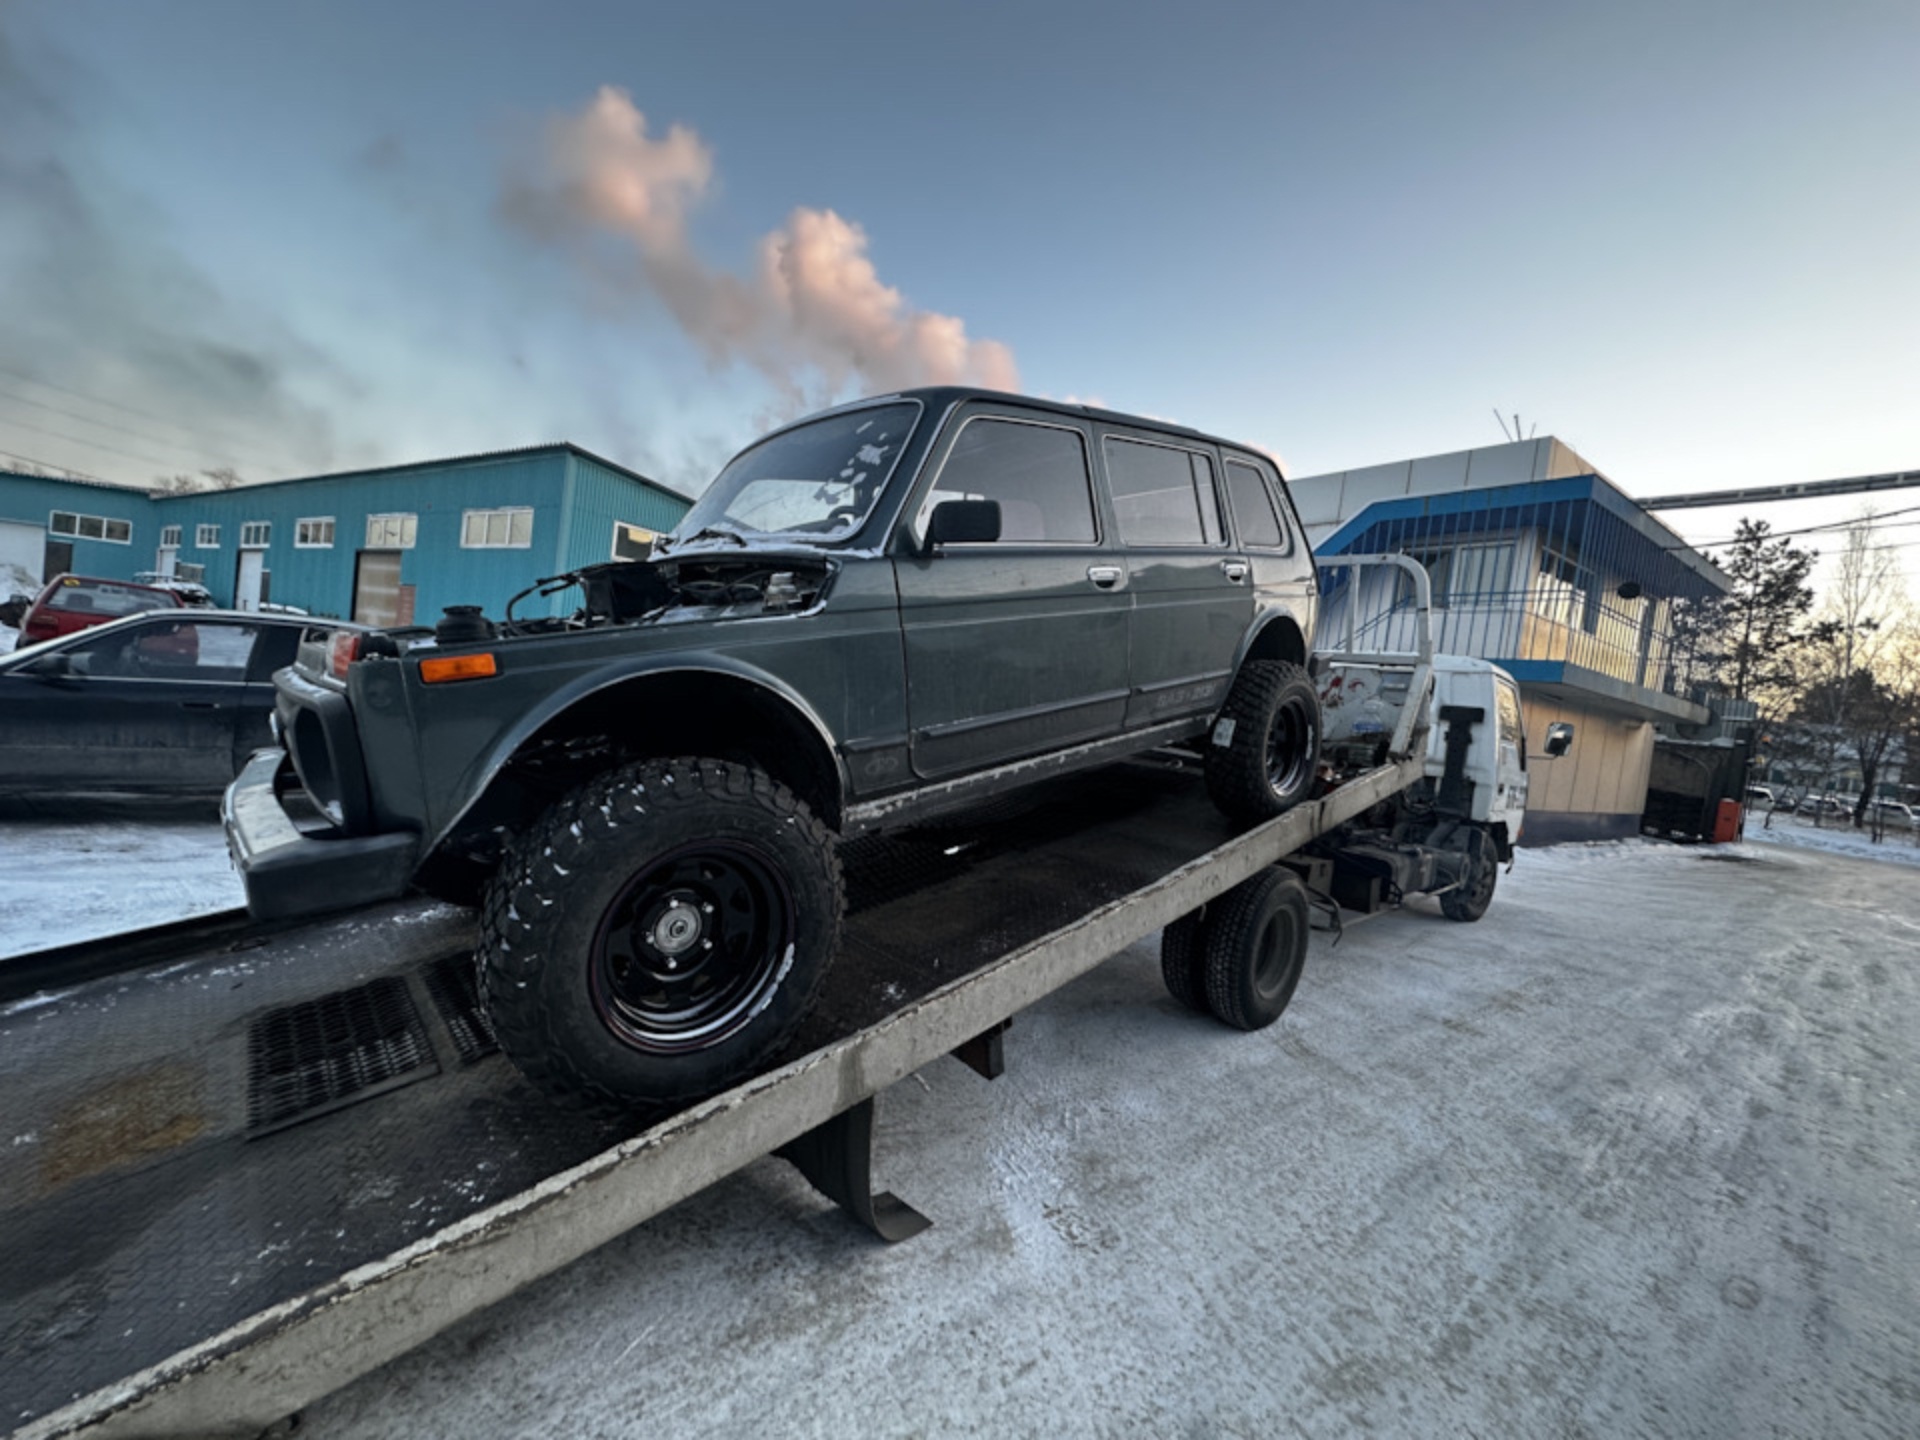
[
  {"left": 27, "top": 653, "right": 76, "bottom": 681},
  {"left": 1544, "top": 721, "right": 1574, "bottom": 757},
  {"left": 924, "top": 499, "right": 1001, "bottom": 552}
]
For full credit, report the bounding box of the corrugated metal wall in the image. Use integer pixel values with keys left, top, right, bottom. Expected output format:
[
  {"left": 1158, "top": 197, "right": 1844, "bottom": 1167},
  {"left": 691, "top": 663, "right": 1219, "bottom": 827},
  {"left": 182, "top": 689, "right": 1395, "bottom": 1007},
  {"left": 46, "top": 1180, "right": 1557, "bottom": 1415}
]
[{"left": 3, "top": 448, "right": 692, "bottom": 624}]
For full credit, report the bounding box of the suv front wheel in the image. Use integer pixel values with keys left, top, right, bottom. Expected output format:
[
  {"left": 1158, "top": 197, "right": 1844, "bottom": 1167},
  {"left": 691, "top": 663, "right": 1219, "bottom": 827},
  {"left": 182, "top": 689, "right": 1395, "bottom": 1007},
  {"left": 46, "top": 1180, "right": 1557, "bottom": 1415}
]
[
  {"left": 480, "top": 756, "right": 843, "bottom": 1111},
  {"left": 1204, "top": 659, "right": 1321, "bottom": 823}
]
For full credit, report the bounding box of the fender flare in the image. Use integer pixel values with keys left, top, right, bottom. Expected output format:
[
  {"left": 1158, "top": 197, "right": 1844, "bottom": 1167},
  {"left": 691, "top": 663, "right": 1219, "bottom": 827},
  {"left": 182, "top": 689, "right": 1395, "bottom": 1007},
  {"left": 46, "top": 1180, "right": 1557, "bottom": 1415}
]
[{"left": 428, "top": 651, "right": 849, "bottom": 853}]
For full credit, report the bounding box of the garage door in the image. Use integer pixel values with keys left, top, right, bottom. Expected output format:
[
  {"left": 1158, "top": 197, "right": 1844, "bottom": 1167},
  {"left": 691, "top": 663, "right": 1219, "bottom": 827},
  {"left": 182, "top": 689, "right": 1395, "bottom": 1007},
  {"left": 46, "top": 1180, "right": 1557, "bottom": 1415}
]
[
  {"left": 353, "top": 549, "right": 403, "bottom": 626},
  {"left": 0, "top": 520, "right": 42, "bottom": 594}
]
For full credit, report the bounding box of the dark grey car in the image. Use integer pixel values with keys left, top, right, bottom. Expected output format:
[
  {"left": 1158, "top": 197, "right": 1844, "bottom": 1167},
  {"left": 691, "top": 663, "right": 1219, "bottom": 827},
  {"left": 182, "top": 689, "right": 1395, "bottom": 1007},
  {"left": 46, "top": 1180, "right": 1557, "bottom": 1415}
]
[
  {"left": 1, "top": 610, "right": 356, "bottom": 795},
  {"left": 225, "top": 388, "right": 1321, "bottom": 1109}
]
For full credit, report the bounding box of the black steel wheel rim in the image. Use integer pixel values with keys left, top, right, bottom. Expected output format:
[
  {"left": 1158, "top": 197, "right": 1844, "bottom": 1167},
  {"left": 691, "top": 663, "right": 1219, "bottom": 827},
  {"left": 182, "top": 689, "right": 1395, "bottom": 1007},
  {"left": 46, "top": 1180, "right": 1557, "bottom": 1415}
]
[
  {"left": 1265, "top": 698, "right": 1318, "bottom": 800},
  {"left": 588, "top": 840, "right": 797, "bottom": 1055}
]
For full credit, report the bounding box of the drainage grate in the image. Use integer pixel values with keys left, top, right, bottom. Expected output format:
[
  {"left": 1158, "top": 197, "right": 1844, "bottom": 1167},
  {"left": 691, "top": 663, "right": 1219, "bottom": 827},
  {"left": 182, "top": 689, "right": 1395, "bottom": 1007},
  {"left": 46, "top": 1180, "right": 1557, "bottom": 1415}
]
[
  {"left": 246, "top": 977, "right": 439, "bottom": 1136},
  {"left": 422, "top": 953, "right": 498, "bottom": 1064}
]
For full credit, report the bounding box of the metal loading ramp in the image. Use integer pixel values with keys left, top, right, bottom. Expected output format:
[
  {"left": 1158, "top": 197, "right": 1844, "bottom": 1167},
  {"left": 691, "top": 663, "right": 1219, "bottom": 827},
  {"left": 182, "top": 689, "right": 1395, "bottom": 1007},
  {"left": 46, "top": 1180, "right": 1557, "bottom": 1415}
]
[{"left": 3, "top": 753, "right": 1416, "bottom": 1439}]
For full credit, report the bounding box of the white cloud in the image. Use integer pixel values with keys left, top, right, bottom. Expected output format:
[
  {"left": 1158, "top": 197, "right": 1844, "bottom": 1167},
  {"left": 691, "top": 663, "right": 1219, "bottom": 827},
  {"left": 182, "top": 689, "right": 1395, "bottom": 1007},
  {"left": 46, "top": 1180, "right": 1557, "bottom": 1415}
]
[{"left": 509, "top": 87, "right": 1018, "bottom": 403}]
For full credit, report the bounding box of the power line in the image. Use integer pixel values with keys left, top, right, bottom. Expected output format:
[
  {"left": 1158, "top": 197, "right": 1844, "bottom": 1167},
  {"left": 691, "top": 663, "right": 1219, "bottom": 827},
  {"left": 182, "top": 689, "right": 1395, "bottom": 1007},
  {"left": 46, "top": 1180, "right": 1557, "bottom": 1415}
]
[
  {"left": 0, "top": 386, "right": 233, "bottom": 470},
  {"left": 1686, "top": 504, "right": 1920, "bottom": 548},
  {"left": 0, "top": 363, "right": 307, "bottom": 475},
  {"left": 1639, "top": 468, "right": 1920, "bottom": 511},
  {"left": 0, "top": 414, "right": 192, "bottom": 473},
  {"left": 0, "top": 446, "right": 114, "bottom": 483}
]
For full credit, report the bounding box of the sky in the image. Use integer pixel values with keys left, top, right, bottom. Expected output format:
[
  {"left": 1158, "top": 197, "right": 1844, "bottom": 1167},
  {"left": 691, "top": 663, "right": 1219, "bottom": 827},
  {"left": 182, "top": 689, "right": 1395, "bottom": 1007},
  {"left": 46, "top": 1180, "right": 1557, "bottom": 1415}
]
[{"left": 1, "top": 0, "right": 1916, "bottom": 587}]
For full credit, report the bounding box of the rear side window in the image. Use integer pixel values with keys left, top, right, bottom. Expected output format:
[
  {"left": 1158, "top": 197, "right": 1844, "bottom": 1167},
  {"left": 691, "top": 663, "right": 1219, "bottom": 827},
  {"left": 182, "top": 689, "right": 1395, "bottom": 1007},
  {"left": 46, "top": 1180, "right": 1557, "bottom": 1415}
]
[
  {"left": 53, "top": 580, "right": 175, "bottom": 619},
  {"left": 1224, "top": 461, "right": 1289, "bottom": 552},
  {"left": 929, "top": 418, "right": 1097, "bottom": 543},
  {"left": 1104, "top": 438, "right": 1224, "bottom": 546}
]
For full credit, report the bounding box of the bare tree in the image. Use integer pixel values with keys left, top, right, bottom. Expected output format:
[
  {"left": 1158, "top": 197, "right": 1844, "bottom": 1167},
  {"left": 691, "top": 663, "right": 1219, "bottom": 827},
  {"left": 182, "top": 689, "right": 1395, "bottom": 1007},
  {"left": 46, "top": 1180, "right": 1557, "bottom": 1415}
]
[{"left": 1798, "top": 513, "right": 1911, "bottom": 824}]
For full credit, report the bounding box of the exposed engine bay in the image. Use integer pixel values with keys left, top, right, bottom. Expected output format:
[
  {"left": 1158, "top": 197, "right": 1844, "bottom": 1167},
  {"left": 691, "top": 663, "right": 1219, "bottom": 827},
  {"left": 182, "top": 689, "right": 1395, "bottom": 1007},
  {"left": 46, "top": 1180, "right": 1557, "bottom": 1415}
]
[{"left": 482, "top": 556, "right": 835, "bottom": 638}]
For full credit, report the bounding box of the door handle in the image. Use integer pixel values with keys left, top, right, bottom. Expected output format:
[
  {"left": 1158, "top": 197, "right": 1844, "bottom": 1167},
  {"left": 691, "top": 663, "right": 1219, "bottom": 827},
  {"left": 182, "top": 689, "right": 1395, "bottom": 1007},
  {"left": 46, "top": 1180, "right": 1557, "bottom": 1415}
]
[
  {"left": 180, "top": 701, "right": 219, "bottom": 710},
  {"left": 1087, "top": 564, "right": 1123, "bottom": 589},
  {"left": 1221, "top": 560, "right": 1248, "bottom": 583}
]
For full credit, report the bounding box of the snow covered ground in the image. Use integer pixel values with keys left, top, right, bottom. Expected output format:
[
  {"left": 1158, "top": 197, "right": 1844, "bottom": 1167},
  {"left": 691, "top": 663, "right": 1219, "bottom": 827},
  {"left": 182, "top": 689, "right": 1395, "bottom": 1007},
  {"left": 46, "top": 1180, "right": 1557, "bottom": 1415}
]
[
  {"left": 1741, "top": 807, "right": 1920, "bottom": 867},
  {"left": 4, "top": 781, "right": 1918, "bottom": 1435}
]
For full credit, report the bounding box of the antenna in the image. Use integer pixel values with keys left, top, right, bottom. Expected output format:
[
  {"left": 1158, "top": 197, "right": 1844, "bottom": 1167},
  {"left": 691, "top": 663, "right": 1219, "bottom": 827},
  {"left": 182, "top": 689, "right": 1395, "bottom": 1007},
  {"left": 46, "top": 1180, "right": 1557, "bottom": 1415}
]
[{"left": 1493, "top": 409, "right": 1539, "bottom": 443}]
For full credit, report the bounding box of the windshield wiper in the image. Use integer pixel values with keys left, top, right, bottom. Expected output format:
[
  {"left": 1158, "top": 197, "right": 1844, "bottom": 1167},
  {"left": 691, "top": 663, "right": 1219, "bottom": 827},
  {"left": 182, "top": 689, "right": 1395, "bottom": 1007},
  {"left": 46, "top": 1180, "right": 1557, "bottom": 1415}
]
[{"left": 662, "top": 525, "right": 750, "bottom": 551}]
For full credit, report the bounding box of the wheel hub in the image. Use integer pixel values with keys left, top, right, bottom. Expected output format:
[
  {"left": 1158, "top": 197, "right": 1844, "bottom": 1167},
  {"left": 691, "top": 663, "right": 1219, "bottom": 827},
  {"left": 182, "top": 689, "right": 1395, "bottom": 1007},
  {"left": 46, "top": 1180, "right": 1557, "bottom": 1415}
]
[{"left": 644, "top": 891, "right": 710, "bottom": 966}]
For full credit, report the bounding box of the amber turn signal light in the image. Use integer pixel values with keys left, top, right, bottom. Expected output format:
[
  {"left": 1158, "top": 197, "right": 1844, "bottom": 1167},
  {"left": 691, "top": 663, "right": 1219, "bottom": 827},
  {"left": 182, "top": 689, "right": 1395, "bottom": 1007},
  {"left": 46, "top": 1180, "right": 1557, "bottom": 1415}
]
[{"left": 419, "top": 653, "right": 499, "bottom": 684}]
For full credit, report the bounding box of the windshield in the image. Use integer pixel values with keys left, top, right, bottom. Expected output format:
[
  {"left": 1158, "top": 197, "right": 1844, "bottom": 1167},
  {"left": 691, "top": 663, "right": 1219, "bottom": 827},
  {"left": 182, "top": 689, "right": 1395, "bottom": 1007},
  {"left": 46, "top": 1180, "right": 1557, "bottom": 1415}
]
[{"left": 671, "top": 401, "right": 921, "bottom": 545}]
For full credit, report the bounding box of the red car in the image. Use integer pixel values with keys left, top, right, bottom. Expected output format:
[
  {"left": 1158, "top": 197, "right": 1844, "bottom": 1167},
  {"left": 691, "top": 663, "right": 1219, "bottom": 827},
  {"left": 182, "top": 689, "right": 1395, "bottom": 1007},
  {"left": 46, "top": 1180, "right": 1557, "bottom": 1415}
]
[{"left": 18, "top": 574, "right": 186, "bottom": 646}]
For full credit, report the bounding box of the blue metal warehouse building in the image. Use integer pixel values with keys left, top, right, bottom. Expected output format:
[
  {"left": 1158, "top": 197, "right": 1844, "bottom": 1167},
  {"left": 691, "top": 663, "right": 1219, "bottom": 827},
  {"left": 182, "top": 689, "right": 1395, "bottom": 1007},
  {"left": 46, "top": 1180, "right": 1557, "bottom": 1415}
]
[{"left": 0, "top": 445, "right": 691, "bottom": 626}]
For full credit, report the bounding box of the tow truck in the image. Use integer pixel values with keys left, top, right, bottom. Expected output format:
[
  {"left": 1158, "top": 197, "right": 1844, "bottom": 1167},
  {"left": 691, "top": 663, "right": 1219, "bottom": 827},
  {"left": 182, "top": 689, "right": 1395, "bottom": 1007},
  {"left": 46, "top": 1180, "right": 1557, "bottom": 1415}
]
[{"left": 0, "top": 556, "right": 1564, "bottom": 1439}]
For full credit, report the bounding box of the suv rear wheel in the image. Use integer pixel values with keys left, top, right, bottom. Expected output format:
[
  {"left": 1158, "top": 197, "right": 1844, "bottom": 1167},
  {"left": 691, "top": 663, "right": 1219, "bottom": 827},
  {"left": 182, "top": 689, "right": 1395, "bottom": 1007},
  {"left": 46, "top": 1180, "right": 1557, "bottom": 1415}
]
[
  {"left": 480, "top": 756, "right": 843, "bottom": 1111},
  {"left": 1204, "top": 659, "right": 1321, "bottom": 822}
]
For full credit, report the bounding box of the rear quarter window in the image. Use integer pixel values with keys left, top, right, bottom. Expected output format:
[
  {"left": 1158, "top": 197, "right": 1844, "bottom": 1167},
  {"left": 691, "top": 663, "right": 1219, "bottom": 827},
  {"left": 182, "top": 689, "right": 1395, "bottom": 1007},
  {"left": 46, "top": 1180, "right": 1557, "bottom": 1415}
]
[
  {"left": 1224, "top": 461, "right": 1290, "bottom": 552},
  {"left": 54, "top": 581, "right": 175, "bottom": 618}
]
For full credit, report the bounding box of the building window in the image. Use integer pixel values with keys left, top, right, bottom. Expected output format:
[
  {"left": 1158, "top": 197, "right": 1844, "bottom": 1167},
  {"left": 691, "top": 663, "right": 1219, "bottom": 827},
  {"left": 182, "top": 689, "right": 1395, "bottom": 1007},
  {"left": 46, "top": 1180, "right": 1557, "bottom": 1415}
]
[
  {"left": 366, "top": 513, "right": 417, "bottom": 549},
  {"left": 197, "top": 523, "right": 221, "bottom": 548},
  {"left": 240, "top": 521, "right": 271, "bottom": 548},
  {"left": 461, "top": 507, "right": 534, "bottom": 549},
  {"left": 1403, "top": 543, "right": 1514, "bottom": 608},
  {"left": 295, "top": 517, "right": 335, "bottom": 548},
  {"left": 160, "top": 525, "right": 182, "bottom": 548},
  {"left": 49, "top": 510, "right": 133, "bottom": 544}
]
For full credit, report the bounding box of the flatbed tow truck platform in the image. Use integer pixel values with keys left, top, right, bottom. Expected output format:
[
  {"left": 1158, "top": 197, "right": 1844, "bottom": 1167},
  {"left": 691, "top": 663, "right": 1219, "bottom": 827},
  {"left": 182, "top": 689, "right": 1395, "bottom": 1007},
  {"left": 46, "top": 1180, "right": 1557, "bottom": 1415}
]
[{"left": 1, "top": 747, "right": 1422, "bottom": 1439}]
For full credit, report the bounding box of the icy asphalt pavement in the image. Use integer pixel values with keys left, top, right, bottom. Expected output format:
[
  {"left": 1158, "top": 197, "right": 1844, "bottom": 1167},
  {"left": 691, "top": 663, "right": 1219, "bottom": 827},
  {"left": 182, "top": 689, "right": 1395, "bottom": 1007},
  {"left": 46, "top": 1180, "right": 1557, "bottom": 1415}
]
[{"left": 254, "top": 837, "right": 1913, "bottom": 1440}]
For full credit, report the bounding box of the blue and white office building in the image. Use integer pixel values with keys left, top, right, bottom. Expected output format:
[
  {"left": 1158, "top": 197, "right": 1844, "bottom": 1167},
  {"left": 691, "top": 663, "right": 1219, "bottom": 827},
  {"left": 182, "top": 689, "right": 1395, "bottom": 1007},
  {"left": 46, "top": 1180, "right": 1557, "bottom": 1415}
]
[{"left": 1292, "top": 437, "right": 1732, "bottom": 844}]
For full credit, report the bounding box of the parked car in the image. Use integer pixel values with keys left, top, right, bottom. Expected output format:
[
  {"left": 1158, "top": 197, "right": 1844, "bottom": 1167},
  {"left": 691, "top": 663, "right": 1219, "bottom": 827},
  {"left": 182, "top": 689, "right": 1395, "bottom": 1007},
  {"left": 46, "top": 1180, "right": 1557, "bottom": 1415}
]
[
  {"left": 226, "top": 386, "right": 1322, "bottom": 1110},
  {"left": 131, "top": 571, "right": 218, "bottom": 607},
  {"left": 1744, "top": 784, "right": 1776, "bottom": 807},
  {"left": 0, "top": 591, "right": 31, "bottom": 628},
  {"left": 1871, "top": 799, "right": 1915, "bottom": 830},
  {"left": 0, "top": 610, "right": 361, "bottom": 795},
  {"left": 18, "top": 574, "right": 185, "bottom": 646}
]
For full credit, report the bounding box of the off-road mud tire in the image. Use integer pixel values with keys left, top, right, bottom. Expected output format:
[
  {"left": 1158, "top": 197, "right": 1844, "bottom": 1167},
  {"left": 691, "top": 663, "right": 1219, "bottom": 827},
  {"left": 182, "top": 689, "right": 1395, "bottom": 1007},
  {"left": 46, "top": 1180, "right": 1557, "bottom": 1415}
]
[
  {"left": 1160, "top": 907, "right": 1210, "bottom": 1012},
  {"left": 1205, "top": 660, "right": 1322, "bottom": 823},
  {"left": 1202, "top": 868, "right": 1310, "bottom": 1032},
  {"left": 480, "top": 756, "right": 843, "bottom": 1112}
]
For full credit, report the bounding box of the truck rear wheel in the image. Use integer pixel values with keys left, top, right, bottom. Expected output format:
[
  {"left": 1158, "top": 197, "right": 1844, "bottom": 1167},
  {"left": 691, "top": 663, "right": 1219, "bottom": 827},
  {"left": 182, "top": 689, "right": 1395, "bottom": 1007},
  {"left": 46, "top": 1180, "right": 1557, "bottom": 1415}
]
[
  {"left": 480, "top": 757, "right": 843, "bottom": 1111},
  {"left": 1205, "top": 660, "right": 1321, "bottom": 823},
  {"left": 1159, "top": 908, "right": 1209, "bottom": 1012},
  {"left": 1203, "top": 868, "right": 1310, "bottom": 1031}
]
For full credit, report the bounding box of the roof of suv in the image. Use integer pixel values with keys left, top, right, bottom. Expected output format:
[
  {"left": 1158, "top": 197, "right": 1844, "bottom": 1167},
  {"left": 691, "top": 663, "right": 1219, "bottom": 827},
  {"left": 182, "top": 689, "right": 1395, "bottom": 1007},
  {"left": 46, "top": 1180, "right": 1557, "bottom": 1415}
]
[{"left": 827, "top": 388, "right": 1280, "bottom": 471}]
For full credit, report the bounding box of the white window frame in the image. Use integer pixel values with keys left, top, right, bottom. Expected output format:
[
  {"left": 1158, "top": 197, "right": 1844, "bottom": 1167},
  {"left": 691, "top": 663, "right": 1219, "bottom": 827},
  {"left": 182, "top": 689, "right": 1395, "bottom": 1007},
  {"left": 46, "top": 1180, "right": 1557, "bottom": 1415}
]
[
  {"left": 49, "top": 510, "right": 133, "bottom": 545},
  {"left": 461, "top": 506, "right": 534, "bottom": 550},
  {"left": 239, "top": 520, "right": 272, "bottom": 548},
  {"left": 295, "top": 517, "right": 335, "bottom": 549},
  {"left": 196, "top": 523, "right": 221, "bottom": 548},
  {"left": 160, "top": 524, "right": 182, "bottom": 547},
  {"left": 365, "top": 513, "right": 417, "bottom": 549}
]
